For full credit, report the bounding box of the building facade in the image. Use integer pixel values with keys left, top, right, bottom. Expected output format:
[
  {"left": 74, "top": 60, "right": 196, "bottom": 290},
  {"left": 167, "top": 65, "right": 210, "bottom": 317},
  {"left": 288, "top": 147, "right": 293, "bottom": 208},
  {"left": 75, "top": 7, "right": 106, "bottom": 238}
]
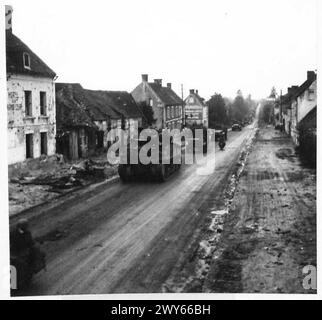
[
  {"left": 279, "top": 71, "right": 317, "bottom": 145},
  {"left": 6, "top": 7, "right": 57, "bottom": 165},
  {"left": 131, "top": 74, "right": 183, "bottom": 130},
  {"left": 184, "top": 89, "right": 208, "bottom": 127},
  {"left": 56, "top": 83, "right": 143, "bottom": 160}
]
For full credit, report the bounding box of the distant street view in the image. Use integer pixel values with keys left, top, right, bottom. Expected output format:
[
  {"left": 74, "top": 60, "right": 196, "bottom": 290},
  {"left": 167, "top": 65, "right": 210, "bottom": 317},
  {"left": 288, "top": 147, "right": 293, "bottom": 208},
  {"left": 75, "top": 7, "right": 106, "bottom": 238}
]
[{"left": 5, "top": 1, "right": 316, "bottom": 295}]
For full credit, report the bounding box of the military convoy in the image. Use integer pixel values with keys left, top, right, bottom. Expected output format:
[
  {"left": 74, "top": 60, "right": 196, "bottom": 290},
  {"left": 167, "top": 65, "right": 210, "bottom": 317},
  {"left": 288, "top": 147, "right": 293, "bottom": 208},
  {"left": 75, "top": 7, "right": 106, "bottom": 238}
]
[{"left": 118, "top": 125, "right": 209, "bottom": 183}]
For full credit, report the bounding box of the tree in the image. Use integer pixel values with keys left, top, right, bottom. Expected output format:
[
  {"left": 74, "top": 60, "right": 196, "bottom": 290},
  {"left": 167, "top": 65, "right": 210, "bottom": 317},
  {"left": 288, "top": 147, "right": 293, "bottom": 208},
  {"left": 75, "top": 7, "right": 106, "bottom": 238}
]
[
  {"left": 259, "top": 102, "right": 273, "bottom": 124},
  {"left": 207, "top": 93, "right": 228, "bottom": 128},
  {"left": 230, "top": 90, "right": 249, "bottom": 122},
  {"left": 137, "top": 101, "right": 155, "bottom": 127}
]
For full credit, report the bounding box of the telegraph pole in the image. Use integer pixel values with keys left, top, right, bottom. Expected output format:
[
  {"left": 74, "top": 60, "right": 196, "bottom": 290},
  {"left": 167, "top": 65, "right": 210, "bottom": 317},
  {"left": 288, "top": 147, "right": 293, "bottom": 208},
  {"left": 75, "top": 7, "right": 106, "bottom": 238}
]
[{"left": 181, "top": 84, "right": 185, "bottom": 127}]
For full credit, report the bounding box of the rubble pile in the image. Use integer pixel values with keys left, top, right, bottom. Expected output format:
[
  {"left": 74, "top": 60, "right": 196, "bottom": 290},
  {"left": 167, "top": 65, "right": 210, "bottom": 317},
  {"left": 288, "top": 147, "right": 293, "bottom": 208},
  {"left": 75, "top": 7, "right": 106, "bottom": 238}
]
[{"left": 8, "top": 154, "right": 118, "bottom": 215}]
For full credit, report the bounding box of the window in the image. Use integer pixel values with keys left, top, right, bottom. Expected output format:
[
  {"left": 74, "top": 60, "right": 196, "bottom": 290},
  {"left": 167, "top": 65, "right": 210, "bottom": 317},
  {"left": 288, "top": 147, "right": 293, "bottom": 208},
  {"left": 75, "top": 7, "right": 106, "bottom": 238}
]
[
  {"left": 23, "top": 52, "right": 30, "bottom": 69},
  {"left": 308, "top": 89, "right": 315, "bottom": 101},
  {"left": 189, "top": 97, "right": 194, "bottom": 104},
  {"left": 40, "top": 132, "right": 47, "bottom": 155},
  {"left": 171, "top": 106, "right": 174, "bottom": 118},
  {"left": 40, "top": 91, "right": 47, "bottom": 115},
  {"left": 149, "top": 98, "right": 153, "bottom": 107},
  {"left": 24, "top": 90, "right": 32, "bottom": 116},
  {"left": 167, "top": 107, "right": 170, "bottom": 119},
  {"left": 26, "top": 133, "right": 33, "bottom": 158}
]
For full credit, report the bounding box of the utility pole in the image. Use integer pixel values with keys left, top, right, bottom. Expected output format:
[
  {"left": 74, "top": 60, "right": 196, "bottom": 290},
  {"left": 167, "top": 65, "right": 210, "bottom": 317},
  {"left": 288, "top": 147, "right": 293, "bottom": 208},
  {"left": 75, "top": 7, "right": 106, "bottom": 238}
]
[
  {"left": 280, "top": 89, "right": 283, "bottom": 131},
  {"left": 181, "top": 84, "right": 185, "bottom": 127}
]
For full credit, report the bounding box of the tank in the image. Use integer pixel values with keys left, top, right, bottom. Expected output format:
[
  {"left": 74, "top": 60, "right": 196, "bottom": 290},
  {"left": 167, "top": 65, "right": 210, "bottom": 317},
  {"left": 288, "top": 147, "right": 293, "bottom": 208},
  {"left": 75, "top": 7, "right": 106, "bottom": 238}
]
[{"left": 118, "top": 130, "right": 183, "bottom": 183}]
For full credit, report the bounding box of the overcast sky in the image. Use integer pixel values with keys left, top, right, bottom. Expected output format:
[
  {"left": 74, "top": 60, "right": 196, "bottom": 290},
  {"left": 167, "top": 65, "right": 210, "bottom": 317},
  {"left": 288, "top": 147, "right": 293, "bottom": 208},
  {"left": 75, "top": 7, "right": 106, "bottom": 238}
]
[{"left": 7, "top": 0, "right": 317, "bottom": 100}]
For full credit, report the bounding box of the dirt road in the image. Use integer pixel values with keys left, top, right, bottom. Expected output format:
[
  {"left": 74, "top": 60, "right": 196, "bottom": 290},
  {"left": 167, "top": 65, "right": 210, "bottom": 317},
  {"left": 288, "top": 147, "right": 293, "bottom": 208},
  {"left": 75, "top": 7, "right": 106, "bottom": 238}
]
[
  {"left": 12, "top": 124, "right": 257, "bottom": 296},
  {"left": 204, "top": 126, "right": 316, "bottom": 293}
]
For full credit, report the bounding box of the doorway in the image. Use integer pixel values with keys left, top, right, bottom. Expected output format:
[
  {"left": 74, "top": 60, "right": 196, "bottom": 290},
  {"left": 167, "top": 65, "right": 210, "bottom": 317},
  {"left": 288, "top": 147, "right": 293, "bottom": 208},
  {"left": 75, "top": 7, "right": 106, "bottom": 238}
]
[
  {"left": 26, "top": 133, "right": 33, "bottom": 158},
  {"left": 40, "top": 132, "right": 48, "bottom": 155}
]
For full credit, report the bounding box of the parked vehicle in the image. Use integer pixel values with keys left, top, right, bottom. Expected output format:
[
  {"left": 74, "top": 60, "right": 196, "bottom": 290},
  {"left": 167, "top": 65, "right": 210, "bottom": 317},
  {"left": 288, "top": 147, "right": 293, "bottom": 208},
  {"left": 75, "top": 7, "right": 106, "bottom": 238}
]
[{"left": 232, "top": 123, "right": 242, "bottom": 131}]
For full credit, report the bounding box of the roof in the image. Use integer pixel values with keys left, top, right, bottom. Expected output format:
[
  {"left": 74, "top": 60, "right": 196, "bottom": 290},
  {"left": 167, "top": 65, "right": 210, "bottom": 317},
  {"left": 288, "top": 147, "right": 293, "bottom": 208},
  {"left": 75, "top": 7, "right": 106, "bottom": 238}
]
[
  {"left": 6, "top": 31, "right": 56, "bottom": 78},
  {"left": 281, "top": 72, "right": 317, "bottom": 106},
  {"left": 185, "top": 92, "right": 206, "bottom": 106},
  {"left": 102, "top": 91, "right": 144, "bottom": 119},
  {"left": 293, "top": 73, "right": 316, "bottom": 99},
  {"left": 55, "top": 83, "right": 97, "bottom": 130},
  {"left": 148, "top": 83, "right": 182, "bottom": 106},
  {"left": 83, "top": 90, "right": 122, "bottom": 120},
  {"left": 56, "top": 84, "right": 143, "bottom": 127}
]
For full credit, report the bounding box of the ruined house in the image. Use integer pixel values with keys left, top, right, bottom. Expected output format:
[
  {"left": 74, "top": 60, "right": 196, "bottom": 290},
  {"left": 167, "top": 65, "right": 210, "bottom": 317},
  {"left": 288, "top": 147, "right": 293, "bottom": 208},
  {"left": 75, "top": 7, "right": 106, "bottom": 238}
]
[
  {"left": 55, "top": 83, "right": 98, "bottom": 160},
  {"left": 131, "top": 74, "right": 183, "bottom": 130},
  {"left": 6, "top": 6, "right": 57, "bottom": 164},
  {"left": 56, "top": 84, "right": 144, "bottom": 159}
]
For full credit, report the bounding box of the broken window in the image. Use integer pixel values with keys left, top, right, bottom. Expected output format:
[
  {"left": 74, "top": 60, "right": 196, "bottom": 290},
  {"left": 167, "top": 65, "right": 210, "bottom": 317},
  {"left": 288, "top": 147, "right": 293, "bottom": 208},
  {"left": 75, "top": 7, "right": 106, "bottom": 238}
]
[
  {"left": 40, "top": 91, "right": 47, "bottom": 115},
  {"left": 24, "top": 90, "right": 32, "bottom": 116},
  {"left": 40, "top": 132, "right": 47, "bottom": 155},
  {"left": 26, "top": 133, "right": 33, "bottom": 158},
  {"left": 23, "top": 52, "right": 30, "bottom": 69}
]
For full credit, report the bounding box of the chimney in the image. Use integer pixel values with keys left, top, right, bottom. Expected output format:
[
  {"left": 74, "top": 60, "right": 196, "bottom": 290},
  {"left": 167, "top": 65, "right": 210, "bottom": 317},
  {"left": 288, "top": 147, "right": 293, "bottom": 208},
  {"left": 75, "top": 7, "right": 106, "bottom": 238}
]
[
  {"left": 189, "top": 89, "right": 194, "bottom": 94},
  {"left": 167, "top": 83, "right": 171, "bottom": 89},
  {"left": 142, "top": 74, "right": 148, "bottom": 82},
  {"left": 196, "top": 89, "right": 199, "bottom": 95},
  {"left": 154, "top": 79, "right": 162, "bottom": 86},
  {"left": 307, "top": 71, "right": 316, "bottom": 81},
  {"left": 5, "top": 5, "right": 13, "bottom": 32}
]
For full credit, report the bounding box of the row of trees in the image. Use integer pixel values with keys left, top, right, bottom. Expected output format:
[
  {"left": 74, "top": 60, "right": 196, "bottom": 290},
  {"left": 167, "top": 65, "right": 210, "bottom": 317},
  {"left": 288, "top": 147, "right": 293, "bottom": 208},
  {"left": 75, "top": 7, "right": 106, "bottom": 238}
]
[
  {"left": 137, "top": 90, "right": 257, "bottom": 129},
  {"left": 207, "top": 90, "right": 256, "bottom": 128}
]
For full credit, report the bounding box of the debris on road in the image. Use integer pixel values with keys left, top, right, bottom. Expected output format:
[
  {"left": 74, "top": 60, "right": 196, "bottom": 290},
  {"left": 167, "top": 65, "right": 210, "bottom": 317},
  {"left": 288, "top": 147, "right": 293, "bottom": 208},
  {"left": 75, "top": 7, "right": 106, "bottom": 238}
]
[{"left": 8, "top": 154, "right": 118, "bottom": 216}]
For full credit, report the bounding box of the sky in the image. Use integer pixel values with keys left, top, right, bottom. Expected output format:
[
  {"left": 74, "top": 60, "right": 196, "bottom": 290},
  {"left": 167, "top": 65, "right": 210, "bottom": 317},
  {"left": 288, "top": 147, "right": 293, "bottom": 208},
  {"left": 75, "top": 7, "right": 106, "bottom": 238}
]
[{"left": 6, "top": 0, "right": 317, "bottom": 100}]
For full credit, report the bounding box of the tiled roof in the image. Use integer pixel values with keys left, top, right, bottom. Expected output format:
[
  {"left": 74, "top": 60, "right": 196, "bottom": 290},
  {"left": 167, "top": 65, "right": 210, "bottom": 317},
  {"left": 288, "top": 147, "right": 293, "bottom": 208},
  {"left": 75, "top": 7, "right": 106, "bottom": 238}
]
[
  {"left": 6, "top": 31, "right": 56, "bottom": 78},
  {"left": 281, "top": 72, "right": 317, "bottom": 105},
  {"left": 148, "top": 83, "right": 182, "bottom": 106},
  {"left": 55, "top": 83, "right": 97, "bottom": 130},
  {"left": 293, "top": 73, "right": 316, "bottom": 99},
  {"left": 93, "top": 91, "right": 144, "bottom": 119},
  {"left": 82, "top": 90, "right": 122, "bottom": 120}
]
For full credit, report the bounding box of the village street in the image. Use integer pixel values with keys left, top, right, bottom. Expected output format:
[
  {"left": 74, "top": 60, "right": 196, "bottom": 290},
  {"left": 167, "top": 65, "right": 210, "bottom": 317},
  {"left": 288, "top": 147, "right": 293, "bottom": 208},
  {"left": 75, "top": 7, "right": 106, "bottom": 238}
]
[{"left": 11, "top": 121, "right": 258, "bottom": 296}]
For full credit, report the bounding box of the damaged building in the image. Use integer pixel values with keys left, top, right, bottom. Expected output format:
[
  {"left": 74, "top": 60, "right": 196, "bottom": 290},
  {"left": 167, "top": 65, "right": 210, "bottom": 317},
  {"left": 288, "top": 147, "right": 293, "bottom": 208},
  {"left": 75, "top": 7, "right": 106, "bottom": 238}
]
[
  {"left": 55, "top": 83, "right": 99, "bottom": 160},
  {"left": 6, "top": 6, "right": 57, "bottom": 165},
  {"left": 55, "top": 83, "right": 143, "bottom": 160}
]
